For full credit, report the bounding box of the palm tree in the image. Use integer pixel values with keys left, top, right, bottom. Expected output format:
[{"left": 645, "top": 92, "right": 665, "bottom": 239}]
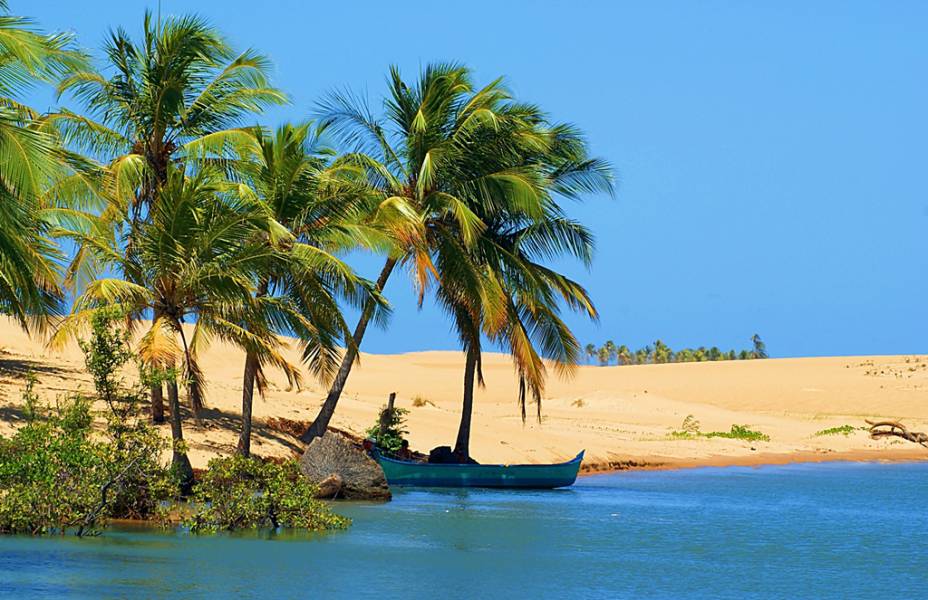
[
  {"left": 54, "top": 167, "right": 293, "bottom": 490},
  {"left": 585, "top": 343, "right": 597, "bottom": 364},
  {"left": 300, "top": 63, "right": 610, "bottom": 442},
  {"left": 604, "top": 340, "right": 617, "bottom": 365},
  {"left": 752, "top": 334, "right": 767, "bottom": 359},
  {"left": 232, "top": 122, "right": 386, "bottom": 456},
  {"left": 444, "top": 176, "right": 604, "bottom": 457},
  {"left": 653, "top": 339, "right": 672, "bottom": 364},
  {"left": 617, "top": 344, "right": 631, "bottom": 365},
  {"left": 598, "top": 346, "right": 611, "bottom": 366},
  {"left": 0, "top": 3, "right": 86, "bottom": 330},
  {"left": 54, "top": 10, "right": 285, "bottom": 422}
]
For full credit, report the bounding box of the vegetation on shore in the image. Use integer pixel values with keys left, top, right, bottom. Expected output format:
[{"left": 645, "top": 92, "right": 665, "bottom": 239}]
[
  {"left": 585, "top": 335, "right": 768, "bottom": 366},
  {"left": 669, "top": 416, "right": 771, "bottom": 442},
  {"left": 814, "top": 425, "right": 864, "bottom": 437},
  {"left": 0, "top": 310, "right": 347, "bottom": 536}
]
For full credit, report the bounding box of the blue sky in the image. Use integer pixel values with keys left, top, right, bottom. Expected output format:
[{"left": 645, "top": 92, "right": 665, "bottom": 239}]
[{"left": 19, "top": 1, "right": 928, "bottom": 357}]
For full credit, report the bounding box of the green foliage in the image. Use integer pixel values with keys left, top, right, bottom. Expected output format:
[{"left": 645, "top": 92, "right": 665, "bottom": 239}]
[
  {"left": 0, "top": 309, "right": 175, "bottom": 536},
  {"left": 705, "top": 425, "right": 770, "bottom": 442},
  {"left": 670, "top": 420, "right": 770, "bottom": 442},
  {"left": 0, "top": 393, "right": 171, "bottom": 535},
  {"left": 365, "top": 404, "right": 409, "bottom": 454},
  {"left": 814, "top": 425, "right": 861, "bottom": 437},
  {"left": 587, "top": 335, "right": 769, "bottom": 365},
  {"left": 183, "top": 455, "right": 349, "bottom": 533}
]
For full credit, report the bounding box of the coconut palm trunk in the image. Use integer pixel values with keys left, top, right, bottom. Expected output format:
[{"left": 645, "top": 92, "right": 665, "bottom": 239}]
[
  {"left": 149, "top": 307, "right": 165, "bottom": 423},
  {"left": 238, "top": 352, "right": 260, "bottom": 457},
  {"left": 238, "top": 280, "right": 269, "bottom": 457},
  {"left": 300, "top": 257, "right": 397, "bottom": 443},
  {"left": 453, "top": 344, "right": 479, "bottom": 458},
  {"left": 166, "top": 374, "right": 194, "bottom": 493},
  {"left": 150, "top": 384, "right": 165, "bottom": 423}
]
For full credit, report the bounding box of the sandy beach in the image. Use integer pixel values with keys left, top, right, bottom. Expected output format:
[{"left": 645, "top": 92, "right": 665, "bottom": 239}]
[{"left": 1, "top": 318, "right": 925, "bottom": 471}]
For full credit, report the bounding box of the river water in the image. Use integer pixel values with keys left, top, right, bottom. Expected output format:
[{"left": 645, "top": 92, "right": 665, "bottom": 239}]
[{"left": 1, "top": 461, "right": 925, "bottom": 599}]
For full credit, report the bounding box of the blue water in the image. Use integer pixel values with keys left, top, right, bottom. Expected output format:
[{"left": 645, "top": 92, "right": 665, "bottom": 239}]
[{"left": 1, "top": 461, "right": 926, "bottom": 599}]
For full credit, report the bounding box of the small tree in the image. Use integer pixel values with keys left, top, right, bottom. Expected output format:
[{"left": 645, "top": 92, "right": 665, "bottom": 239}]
[
  {"left": 366, "top": 404, "right": 409, "bottom": 454},
  {"left": 751, "top": 334, "right": 768, "bottom": 359}
]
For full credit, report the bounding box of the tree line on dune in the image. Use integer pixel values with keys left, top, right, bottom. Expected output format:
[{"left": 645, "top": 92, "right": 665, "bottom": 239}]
[
  {"left": 585, "top": 335, "right": 768, "bottom": 366},
  {"left": 0, "top": 4, "right": 614, "bottom": 482}
]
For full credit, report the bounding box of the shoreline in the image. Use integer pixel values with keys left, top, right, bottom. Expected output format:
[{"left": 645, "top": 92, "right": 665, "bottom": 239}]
[{"left": 578, "top": 447, "right": 928, "bottom": 477}]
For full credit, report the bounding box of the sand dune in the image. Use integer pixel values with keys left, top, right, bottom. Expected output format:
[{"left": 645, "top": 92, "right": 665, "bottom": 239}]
[{"left": 0, "top": 317, "right": 925, "bottom": 471}]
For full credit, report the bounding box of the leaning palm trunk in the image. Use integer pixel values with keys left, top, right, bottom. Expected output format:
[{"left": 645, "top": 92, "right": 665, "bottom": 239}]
[
  {"left": 300, "top": 257, "right": 397, "bottom": 443},
  {"left": 453, "top": 345, "right": 479, "bottom": 458}
]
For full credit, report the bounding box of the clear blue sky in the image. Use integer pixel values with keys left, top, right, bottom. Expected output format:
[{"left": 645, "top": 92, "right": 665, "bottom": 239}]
[{"left": 20, "top": 1, "right": 928, "bottom": 358}]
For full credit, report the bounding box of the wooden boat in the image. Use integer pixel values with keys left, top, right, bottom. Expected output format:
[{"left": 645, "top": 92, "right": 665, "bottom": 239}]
[{"left": 371, "top": 448, "right": 584, "bottom": 489}]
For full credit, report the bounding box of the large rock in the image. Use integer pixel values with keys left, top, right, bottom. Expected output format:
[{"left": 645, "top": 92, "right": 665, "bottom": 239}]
[{"left": 300, "top": 432, "right": 391, "bottom": 501}]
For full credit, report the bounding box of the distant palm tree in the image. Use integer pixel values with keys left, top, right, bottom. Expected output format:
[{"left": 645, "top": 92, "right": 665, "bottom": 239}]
[
  {"left": 597, "top": 346, "right": 610, "bottom": 366},
  {"left": 585, "top": 343, "right": 597, "bottom": 364},
  {"left": 604, "top": 340, "right": 617, "bottom": 365},
  {"left": 617, "top": 344, "right": 631, "bottom": 366},
  {"left": 653, "top": 339, "right": 672, "bottom": 364},
  {"left": 751, "top": 334, "right": 767, "bottom": 359}
]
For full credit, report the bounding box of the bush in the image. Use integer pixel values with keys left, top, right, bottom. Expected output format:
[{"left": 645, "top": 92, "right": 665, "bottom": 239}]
[
  {"left": 814, "top": 425, "right": 865, "bottom": 437},
  {"left": 183, "top": 455, "right": 350, "bottom": 533},
  {"left": 0, "top": 309, "right": 176, "bottom": 536},
  {"left": 705, "top": 424, "right": 770, "bottom": 442},
  {"left": 365, "top": 404, "right": 409, "bottom": 454},
  {"left": 0, "top": 392, "right": 172, "bottom": 535}
]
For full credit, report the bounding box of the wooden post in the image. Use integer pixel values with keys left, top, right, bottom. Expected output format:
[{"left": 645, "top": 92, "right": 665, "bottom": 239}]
[{"left": 379, "top": 392, "right": 396, "bottom": 437}]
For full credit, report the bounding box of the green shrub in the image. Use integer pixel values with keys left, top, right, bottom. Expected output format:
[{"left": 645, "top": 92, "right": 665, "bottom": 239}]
[
  {"left": 0, "top": 392, "right": 172, "bottom": 535},
  {"left": 365, "top": 404, "right": 409, "bottom": 454},
  {"left": 814, "top": 425, "right": 863, "bottom": 437},
  {"left": 705, "top": 424, "right": 770, "bottom": 442},
  {"left": 0, "top": 309, "right": 176, "bottom": 536},
  {"left": 183, "top": 455, "right": 350, "bottom": 533}
]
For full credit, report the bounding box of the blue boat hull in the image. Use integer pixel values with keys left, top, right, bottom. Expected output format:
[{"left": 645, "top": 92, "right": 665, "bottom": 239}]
[{"left": 372, "top": 449, "right": 584, "bottom": 489}]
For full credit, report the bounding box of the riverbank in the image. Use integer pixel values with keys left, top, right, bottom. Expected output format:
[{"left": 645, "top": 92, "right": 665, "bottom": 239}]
[{"left": 1, "top": 318, "right": 925, "bottom": 470}]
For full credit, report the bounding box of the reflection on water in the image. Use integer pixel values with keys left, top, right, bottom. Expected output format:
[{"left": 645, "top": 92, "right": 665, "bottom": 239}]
[{"left": 1, "top": 461, "right": 926, "bottom": 598}]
